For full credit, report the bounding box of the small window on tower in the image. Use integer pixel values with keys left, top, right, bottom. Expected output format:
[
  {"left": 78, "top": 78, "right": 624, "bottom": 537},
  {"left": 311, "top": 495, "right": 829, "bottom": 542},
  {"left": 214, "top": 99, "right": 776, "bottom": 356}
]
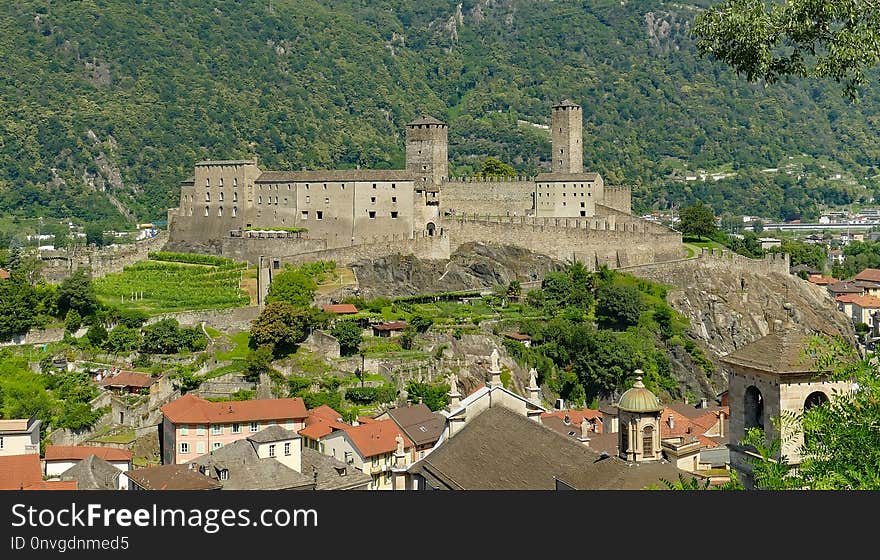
[
  {"left": 391, "top": 211, "right": 398, "bottom": 219},
  {"left": 301, "top": 211, "right": 308, "bottom": 220},
  {"left": 316, "top": 211, "right": 323, "bottom": 220},
  {"left": 368, "top": 211, "right": 376, "bottom": 219}
]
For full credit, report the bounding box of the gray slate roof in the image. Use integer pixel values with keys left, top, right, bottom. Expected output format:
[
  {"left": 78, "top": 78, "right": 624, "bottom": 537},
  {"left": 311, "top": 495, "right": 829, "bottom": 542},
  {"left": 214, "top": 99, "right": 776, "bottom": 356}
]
[
  {"left": 720, "top": 328, "right": 830, "bottom": 376},
  {"left": 409, "top": 406, "right": 685, "bottom": 490},
  {"left": 301, "top": 448, "right": 371, "bottom": 491},
  {"left": 59, "top": 455, "right": 122, "bottom": 491},
  {"left": 407, "top": 115, "right": 447, "bottom": 126},
  {"left": 384, "top": 403, "right": 445, "bottom": 447},
  {"left": 247, "top": 425, "right": 300, "bottom": 444},
  {"left": 187, "top": 437, "right": 313, "bottom": 491}
]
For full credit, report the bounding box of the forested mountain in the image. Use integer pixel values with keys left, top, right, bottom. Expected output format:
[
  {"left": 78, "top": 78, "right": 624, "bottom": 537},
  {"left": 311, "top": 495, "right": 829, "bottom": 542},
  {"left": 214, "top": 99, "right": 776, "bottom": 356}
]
[{"left": 2, "top": 0, "right": 879, "bottom": 228}]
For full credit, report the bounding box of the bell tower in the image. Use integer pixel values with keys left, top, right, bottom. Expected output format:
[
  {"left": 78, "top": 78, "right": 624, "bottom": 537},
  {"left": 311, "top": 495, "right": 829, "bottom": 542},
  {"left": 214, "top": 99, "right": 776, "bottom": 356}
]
[{"left": 551, "top": 100, "right": 583, "bottom": 174}]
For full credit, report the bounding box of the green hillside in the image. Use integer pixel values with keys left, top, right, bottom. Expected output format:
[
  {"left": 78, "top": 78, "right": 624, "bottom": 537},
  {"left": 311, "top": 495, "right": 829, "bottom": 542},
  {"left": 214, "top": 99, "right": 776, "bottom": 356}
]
[{"left": 1, "top": 0, "right": 879, "bottom": 230}]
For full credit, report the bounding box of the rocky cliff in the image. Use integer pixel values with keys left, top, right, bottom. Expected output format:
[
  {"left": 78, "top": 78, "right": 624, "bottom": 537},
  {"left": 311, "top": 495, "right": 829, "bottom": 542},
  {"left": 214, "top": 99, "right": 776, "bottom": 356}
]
[{"left": 350, "top": 242, "right": 563, "bottom": 299}]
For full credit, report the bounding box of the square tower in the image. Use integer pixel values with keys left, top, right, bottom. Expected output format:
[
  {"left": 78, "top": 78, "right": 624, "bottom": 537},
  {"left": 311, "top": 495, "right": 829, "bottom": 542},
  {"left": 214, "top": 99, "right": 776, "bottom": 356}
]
[
  {"left": 551, "top": 100, "right": 583, "bottom": 174},
  {"left": 405, "top": 116, "right": 448, "bottom": 191},
  {"left": 720, "top": 326, "right": 855, "bottom": 489}
]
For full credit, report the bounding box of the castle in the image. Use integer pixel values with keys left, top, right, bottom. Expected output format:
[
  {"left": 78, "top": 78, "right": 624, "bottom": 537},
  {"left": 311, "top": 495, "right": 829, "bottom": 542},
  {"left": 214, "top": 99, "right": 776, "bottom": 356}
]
[{"left": 166, "top": 101, "right": 680, "bottom": 268}]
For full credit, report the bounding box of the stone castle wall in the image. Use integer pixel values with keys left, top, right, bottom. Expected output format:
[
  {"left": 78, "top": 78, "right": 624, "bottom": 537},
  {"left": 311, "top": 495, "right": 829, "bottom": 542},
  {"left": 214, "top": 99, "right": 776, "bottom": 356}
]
[
  {"left": 40, "top": 231, "right": 169, "bottom": 283},
  {"left": 145, "top": 306, "right": 261, "bottom": 333},
  {"left": 442, "top": 177, "right": 535, "bottom": 216},
  {"left": 599, "top": 186, "right": 632, "bottom": 215},
  {"left": 620, "top": 247, "right": 791, "bottom": 282},
  {"left": 276, "top": 233, "right": 451, "bottom": 268},
  {"left": 444, "top": 215, "right": 684, "bottom": 269}
]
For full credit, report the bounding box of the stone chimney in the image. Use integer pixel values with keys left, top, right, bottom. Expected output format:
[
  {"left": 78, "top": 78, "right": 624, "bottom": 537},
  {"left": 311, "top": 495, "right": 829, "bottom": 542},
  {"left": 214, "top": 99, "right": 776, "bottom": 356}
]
[
  {"left": 700, "top": 397, "right": 708, "bottom": 409},
  {"left": 487, "top": 348, "right": 502, "bottom": 389},
  {"left": 718, "top": 410, "right": 726, "bottom": 437},
  {"left": 667, "top": 414, "right": 674, "bottom": 430},
  {"left": 391, "top": 434, "right": 408, "bottom": 491},
  {"left": 393, "top": 434, "right": 407, "bottom": 469}
]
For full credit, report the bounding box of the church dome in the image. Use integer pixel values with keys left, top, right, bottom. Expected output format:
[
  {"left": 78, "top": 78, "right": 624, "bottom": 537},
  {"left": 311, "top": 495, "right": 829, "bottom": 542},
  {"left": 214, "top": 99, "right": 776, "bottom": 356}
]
[{"left": 617, "top": 374, "right": 662, "bottom": 413}]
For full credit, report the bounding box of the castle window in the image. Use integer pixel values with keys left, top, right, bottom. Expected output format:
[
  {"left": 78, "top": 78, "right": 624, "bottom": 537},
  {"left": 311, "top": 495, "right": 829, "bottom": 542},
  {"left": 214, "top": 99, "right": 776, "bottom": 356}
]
[
  {"left": 391, "top": 197, "right": 397, "bottom": 203},
  {"left": 581, "top": 202, "right": 585, "bottom": 208},
  {"left": 305, "top": 184, "right": 309, "bottom": 190},
  {"left": 206, "top": 178, "right": 210, "bottom": 188},
  {"left": 368, "top": 211, "right": 376, "bottom": 219},
  {"left": 287, "top": 184, "right": 291, "bottom": 190},
  {"left": 233, "top": 178, "right": 237, "bottom": 188},
  {"left": 372, "top": 184, "right": 377, "bottom": 189},
  {"left": 391, "top": 211, "right": 398, "bottom": 219},
  {"left": 316, "top": 211, "right": 323, "bottom": 220},
  {"left": 580, "top": 211, "right": 586, "bottom": 217},
  {"left": 258, "top": 196, "right": 262, "bottom": 204},
  {"left": 218, "top": 206, "right": 223, "bottom": 216},
  {"left": 219, "top": 191, "right": 224, "bottom": 201},
  {"left": 204, "top": 206, "right": 209, "bottom": 216},
  {"left": 232, "top": 206, "right": 237, "bottom": 217},
  {"left": 301, "top": 211, "right": 308, "bottom": 220},
  {"left": 205, "top": 192, "right": 210, "bottom": 202},
  {"left": 306, "top": 196, "right": 310, "bottom": 203},
  {"left": 391, "top": 183, "right": 396, "bottom": 189},
  {"left": 422, "top": 165, "right": 428, "bottom": 171},
  {"left": 219, "top": 177, "right": 223, "bottom": 187},
  {"left": 323, "top": 184, "right": 327, "bottom": 190},
  {"left": 324, "top": 197, "right": 329, "bottom": 204},
  {"left": 284, "top": 198, "right": 288, "bottom": 205},
  {"left": 233, "top": 192, "right": 238, "bottom": 202},
  {"left": 370, "top": 197, "right": 376, "bottom": 204}
]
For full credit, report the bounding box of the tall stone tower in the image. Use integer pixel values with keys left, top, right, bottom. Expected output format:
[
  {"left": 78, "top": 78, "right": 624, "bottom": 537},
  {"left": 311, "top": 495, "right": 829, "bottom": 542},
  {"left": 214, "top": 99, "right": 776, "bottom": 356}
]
[
  {"left": 551, "top": 100, "right": 583, "bottom": 174},
  {"left": 405, "top": 116, "right": 448, "bottom": 189}
]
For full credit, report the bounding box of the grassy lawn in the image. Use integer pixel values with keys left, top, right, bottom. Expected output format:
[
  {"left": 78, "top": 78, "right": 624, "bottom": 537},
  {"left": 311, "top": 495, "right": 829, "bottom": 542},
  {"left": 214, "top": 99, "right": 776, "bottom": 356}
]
[
  {"left": 315, "top": 266, "right": 358, "bottom": 296},
  {"left": 216, "top": 331, "right": 250, "bottom": 361},
  {"left": 94, "top": 259, "right": 251, "bottom": 315},
  {"left": 89, "top": 426, "right": 136, "bottom": 444}
]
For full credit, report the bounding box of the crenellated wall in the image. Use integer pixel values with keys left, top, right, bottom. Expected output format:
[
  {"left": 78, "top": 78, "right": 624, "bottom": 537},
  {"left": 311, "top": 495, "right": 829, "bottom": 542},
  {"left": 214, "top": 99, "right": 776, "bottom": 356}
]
[
  {"left": 620, "top": 247, "right": 791, "bottom": 282},
  {"left": 444, "top": 214, "right": 684, "bottom": 269}
]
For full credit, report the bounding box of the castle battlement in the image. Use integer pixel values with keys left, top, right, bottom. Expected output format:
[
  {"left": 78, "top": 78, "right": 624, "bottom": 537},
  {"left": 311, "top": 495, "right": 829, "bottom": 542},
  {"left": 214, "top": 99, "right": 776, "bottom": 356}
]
[
  {"left": 450, "top": 213, "right": 675, "bottom": 236},
  {"left": 446, "top": 176, "right": 536, "bottom": 183}
]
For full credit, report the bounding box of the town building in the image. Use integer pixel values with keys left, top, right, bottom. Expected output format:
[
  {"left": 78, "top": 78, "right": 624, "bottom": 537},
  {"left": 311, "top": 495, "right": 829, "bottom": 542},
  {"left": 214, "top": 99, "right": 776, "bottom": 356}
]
[
  {"left": 125, "top": 464, "right": 223, "bottom": 491},
  {"left": 159, "top": 394, "right": 308, "bottom": 465},
  {"left": 99, "top": 370, "right": 157, "bottom": 395},
  {"left": 44, "top": 445, "right": 132, "bottom": 478},
  {"left": 0, "top": 454, "right": 77, "bottom": 490},
  {"left": 373, "top": 403, "right": 445, "bottom": 462},
  {"left": 320, "top": 419, "right": 415, "bottom": 490},
  {"left": 57, "top": 455, "right": 127, "bottom": 491},
  {"left": 372, "top": 320, "right": 409, "bottom": 337},
  {"left": 0, "top": 418, "right": 40, "bottom": 457},
  {"left": 850, "top": 295, "right": 880, "bottom": 328}
]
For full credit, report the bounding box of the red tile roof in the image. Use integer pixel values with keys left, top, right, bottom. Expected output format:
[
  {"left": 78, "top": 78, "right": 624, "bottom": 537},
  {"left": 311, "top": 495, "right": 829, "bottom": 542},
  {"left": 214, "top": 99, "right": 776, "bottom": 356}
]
[
  {"left": 100, "top": 370, "right": 154, "bottom": 389},
  {"left": 45, "top": 445, "right": 133, "bottom": 462},
  {"left": 0, "top": 454, "right": 77, "bottom": 490},
  {"left": 807, "top": 275, "right": 837, "bottom": 285},
  {"left": 322, "top": 304, "right": 359, "bottom": 314},
  {"left": 836, "top": 294, "right": 863, "bottom": 304},
  {"left": 340, "top": 419, "right": 414, "bottom": 458},
  {"left": 855, "top": 268, "right": 880, "bottom": 283},
  {"left": 309, "top": 405, "right": 343, "bottom": 422},
  {"left": 161, "top": 394, "right": 308, "bottom": 424},
  {"left": 849, "top": 295, "right": 880, "bottom": 309},
  {"left": 503, "top": 332, "right": 532, "bottom": 341}
]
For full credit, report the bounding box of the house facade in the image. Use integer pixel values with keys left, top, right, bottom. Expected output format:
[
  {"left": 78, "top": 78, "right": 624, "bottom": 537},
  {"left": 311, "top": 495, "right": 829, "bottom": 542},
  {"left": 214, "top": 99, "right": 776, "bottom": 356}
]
[
  {"left": 0, "top": 418, "right": 40, "bottom": 457},
  {"left": 160, "top": 394, "right": 308, "bottom": 464},
  {"left": 320, "top": 419, "right": 414, "bottom": 490}
]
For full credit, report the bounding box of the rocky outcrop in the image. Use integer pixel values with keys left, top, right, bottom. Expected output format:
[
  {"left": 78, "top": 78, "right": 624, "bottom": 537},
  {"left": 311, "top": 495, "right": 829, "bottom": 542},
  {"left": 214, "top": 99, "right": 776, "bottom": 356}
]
[{"left": 351, "top": 242, "right": 563, "bottom": 299}]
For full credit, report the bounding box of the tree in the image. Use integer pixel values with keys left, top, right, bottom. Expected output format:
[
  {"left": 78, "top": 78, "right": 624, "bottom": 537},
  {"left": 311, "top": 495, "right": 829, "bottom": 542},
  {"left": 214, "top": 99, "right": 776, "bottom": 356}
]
[
  {"left": 693, "top": 0, "right": 880, "bottom": 101},
  {"left": 400, "top": 326, "right": 417, "bottom": 350},
  {"left": 331, "top": 320, "right": 363, "bottom": 356},
  {"left": 139, "top": 318, "right": 205, "bottom": 354},
  {"left": 57, "top": 269, "right": 98, "bottom": 318},
  {"left": 409, "top": 314, "right": 432, "bottom": 333},
  {"left": 244, "top": 345, "right": 274, "bottom": 382},
  {"left": 265, "top": 269, "right": 317, "bottom": 308},
  {"left": 249, "top": 301, "right": 317, "bottom": 356},
  {"left": 64, "top": 309, "right": 82, "bottom": 334},
  {"left": 678, "top": 203, "right": 717, "bottom": 239},
  {"left": 595, "top": 284, "right": 645, "bottom": 330},
  {"left": 84, "top": 224, "right": 106, "bottom": 247},
  {"left": 86, "top": 323, "right": 108, "bottom": 347},
  {"left": 752, "top": 219, "right": 764, "bottom": 234},
  {"left": 104, "top": 325, "right": 141, "bottom": 354},
  {"left": 405, "top": 380, "right": 450, "bottom": 411},
  {"left": 477, "top": 157, "right": 516, "bottom": 178}
]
